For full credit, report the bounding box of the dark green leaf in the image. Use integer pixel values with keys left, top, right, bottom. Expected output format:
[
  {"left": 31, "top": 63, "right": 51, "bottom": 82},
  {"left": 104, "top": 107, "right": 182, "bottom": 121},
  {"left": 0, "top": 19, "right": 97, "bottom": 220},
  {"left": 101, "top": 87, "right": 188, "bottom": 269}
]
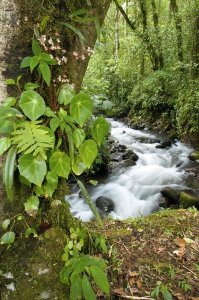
[
  {"left": 30, "top": 56, "right": 40, "bottom": 72},
  {"left": 32, "top": 38, "right": 42, "bottom": 56},
  {"left": 20, "top": 56, "right": 31, "bottom": 68},
  {"left": 70, "top": 275, "right": 82, "bottom": 300},
  {"left": 2, "top": 219, "right": 11, "bottom": 230},
  {"left": 0, "top": 107, "right": 22, "bottom": 134},
  {"left": 90, "top": 266, "right": 109, "bottom": 295},
  {"left": 82, "top": 274, "right": 96, "bottom": 300},
  {"left": 25, "top": 227, "right": 38, "bottom": 238},
  {"left": 39, "top": 61, "right": 51, "bottom": 86}
]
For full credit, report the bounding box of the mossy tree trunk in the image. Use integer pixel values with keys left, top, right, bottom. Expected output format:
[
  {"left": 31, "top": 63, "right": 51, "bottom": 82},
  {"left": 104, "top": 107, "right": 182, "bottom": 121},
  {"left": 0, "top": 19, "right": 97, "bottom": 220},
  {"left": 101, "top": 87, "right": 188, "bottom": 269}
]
[{"left": 0, "top": 0, "right": 111, "bottom": 222}]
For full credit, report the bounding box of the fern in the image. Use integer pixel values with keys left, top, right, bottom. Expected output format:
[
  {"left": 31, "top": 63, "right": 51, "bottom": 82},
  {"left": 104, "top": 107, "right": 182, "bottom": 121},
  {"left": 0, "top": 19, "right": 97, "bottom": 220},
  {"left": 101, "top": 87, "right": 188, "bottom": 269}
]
[{"left": 11, "top": 121, "right": 55, "bottom": 160}]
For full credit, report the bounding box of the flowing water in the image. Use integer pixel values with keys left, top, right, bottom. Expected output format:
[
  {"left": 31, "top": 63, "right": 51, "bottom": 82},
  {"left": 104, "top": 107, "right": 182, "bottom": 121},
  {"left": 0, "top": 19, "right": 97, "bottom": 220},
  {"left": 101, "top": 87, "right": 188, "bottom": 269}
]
[{"left": 66, "top": 119, "right": 192, "bottom": 221}]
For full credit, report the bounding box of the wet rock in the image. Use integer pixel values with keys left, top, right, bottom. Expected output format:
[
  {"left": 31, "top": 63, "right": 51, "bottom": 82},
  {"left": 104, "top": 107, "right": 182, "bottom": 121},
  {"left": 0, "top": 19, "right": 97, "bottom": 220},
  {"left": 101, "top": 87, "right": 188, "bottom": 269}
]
[
  {"left": 122, "top": 150, "right": 138, "bottom": 161},
  {"left": 120, "top": 159, "right": 136, "bottom": 168},
  {"left": 156, "top": 140, "right": 173, "bottom": 149},
  {"left": 179, "top": 191, "right": 199, "bottom": 209},
  {"left": 189, "top": 151, "right": 199, "bottom": 163},
  {"left": 161, "top": 187, "right": 180, "bottom": 205},
  {"left": 110, "top": 152, "right": 122, "bottom": 162},
  {"left": 96, "top": 196, "right": 115, "bottom": 213}
]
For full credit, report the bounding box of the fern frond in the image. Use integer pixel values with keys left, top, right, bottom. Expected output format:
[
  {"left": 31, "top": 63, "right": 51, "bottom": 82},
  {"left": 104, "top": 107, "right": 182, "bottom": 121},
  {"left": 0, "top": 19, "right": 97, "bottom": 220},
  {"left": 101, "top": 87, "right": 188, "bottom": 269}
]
[{"left": 11, "top": 121, "right": 55, "bottom": 159}]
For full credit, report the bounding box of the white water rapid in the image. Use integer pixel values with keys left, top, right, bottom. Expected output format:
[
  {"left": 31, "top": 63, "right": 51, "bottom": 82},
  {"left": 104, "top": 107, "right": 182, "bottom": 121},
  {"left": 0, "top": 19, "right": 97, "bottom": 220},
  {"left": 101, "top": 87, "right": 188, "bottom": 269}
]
[{"left": 66, "top": 119, "right": 192, "bottom": 221}]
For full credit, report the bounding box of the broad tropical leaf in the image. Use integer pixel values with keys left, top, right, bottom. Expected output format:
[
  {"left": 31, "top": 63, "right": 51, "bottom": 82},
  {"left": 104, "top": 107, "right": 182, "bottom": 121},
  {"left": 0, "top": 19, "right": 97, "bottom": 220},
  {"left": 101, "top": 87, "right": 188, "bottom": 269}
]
[
  {"left": 79, "top": 139, "right": 98, "bottom": 168},
  {"left": 49, "top": 151, "right": 71, "bottom": 178},
  {"left": 44, "top": 171, "right": 58, "bottom": 197},
  {"left": 19, "top": 90, "right": 45, "bottom": 120},
  {"left": 2, "top": 97, "right": 16, "bottom": 107},
  {"left": 58, "top": 84, "right": 75, "bottom": 105},
  {"left": 73, "top": 128, "right": 85, "bottom": 148},
  {"left": 70, "top": 93, "right": 93, "bottom": 127},
  {"left": 0, "top": 107, "right": 22, "bottom": 134},
  {"left": 72, "top": 155, "right": 86, "bottom": 176},
  {"left": 18, "top": 154, "right": 47, "bottom": 186},
  {"left": 0, "top": 137, "right": 11, "bottom": 156},
  {"left": 91, "top": 117, "right": 110, "bottom": 146}
]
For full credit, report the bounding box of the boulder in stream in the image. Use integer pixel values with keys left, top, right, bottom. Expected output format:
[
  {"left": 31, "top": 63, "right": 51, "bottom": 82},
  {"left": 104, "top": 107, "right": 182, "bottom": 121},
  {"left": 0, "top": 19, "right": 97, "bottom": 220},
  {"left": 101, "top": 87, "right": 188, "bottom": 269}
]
[
  {"left": 189, "top": 151, "right": 199, "bottom": 163},
  {"left": 161, "top": 187, "right": 180, "bottom": 206},
  {"left": 96, "top": 196, "right": 115, "bottom": 214},
  {"left": 179, "top": 191, "right": 199, "bottom": 209},
  {"left": 122, "top": 150, "right": 139, "bottom": 161},
  {"left": 156, "top": 139, "right": 173, "bottom": 149}
]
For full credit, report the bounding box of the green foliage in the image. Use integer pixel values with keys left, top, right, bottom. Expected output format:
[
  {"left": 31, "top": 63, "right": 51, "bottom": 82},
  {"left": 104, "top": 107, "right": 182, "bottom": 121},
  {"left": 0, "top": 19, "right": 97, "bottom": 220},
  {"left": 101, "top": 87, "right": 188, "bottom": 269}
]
[
  {"left": 4, "top": 146, "right": 17, "bottom": 201},
  {"left": 151, "top": 281, "right": 172, "bottom": 300},
  {"left": 19, "top": 90, "right": 46, "bottom": 120},
  {"left": 178, "top": 280, "right": 192, "bottom": 293}
]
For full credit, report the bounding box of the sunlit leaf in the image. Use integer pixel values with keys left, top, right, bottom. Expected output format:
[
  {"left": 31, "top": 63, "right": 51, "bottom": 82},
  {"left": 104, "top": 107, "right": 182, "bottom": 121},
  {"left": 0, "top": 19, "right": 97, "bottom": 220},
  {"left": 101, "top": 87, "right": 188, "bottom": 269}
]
[
  {"left": 79, "top": 139, "right": 98, "bottom": 168},
  {"left": 70, "top": 93, "right": 93, "bottom": 127},
  {"left": 19, "top": 90, "right": 45, "bottom": 120},
  {"left": 91, "top": 117, "right": 110, "bottom": 146},
  {"left": 0, "top": 231, "right": 15, "bottom": 245},
  {"left": 49, "top": 151, "right": 71, "bottom": 178},
  {"left": 25, "top": 196, "right": 40, "bottom": 217}
]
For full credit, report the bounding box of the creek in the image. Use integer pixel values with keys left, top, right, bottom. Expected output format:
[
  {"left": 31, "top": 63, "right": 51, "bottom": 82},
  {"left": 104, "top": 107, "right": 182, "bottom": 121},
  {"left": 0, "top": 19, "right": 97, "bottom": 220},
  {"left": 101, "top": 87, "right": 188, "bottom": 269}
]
[{"left": 66, "top": 119, "right": 192, "bottom": 221}]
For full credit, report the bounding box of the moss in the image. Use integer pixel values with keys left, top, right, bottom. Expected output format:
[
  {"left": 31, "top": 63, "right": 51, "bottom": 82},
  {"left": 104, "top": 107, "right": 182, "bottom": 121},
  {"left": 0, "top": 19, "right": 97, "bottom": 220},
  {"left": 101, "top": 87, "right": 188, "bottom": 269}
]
[{"left": 179, "top": 191, "right": 199, "bottom": 209}]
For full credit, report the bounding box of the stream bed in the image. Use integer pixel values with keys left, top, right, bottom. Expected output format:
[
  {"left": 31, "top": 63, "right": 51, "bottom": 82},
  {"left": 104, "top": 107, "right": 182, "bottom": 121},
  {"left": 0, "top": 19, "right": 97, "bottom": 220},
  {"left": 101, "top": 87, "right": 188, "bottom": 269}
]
[{"left": 66, "top": 119, "right": 193, "bottom": 221}]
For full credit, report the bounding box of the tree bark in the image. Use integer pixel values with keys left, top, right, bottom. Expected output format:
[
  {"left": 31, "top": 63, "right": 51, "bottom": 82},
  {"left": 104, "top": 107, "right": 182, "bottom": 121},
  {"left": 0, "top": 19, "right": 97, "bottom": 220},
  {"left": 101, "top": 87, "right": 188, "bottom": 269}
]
[{"left": 191, "top": 3, "right": 199, "bottom": 79}]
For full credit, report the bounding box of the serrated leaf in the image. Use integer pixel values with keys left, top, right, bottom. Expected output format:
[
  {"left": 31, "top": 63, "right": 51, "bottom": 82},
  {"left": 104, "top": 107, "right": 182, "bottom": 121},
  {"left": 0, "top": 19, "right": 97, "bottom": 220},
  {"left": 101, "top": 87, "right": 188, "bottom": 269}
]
[
  {"left": 25, "top": 196, "right": 40, "bottom": 217},
  {"left": 25, "top": 227, "right": 38, "bottom": 238},
  {"left": 70, "top": 93, "right": 93, "bottom": 127},
  {"left": 18, "top": 154, "right": 47, "bottom": 186},
  {"left": 72, "top": 155, "right": 86, "bottom": 176},
  {"left": 82, "top": 274, "right": 96, "bottom": 300},
  {"left": 20, "top": 56, "right": 31, "bottom": 68},
  {"left": 91, "top": 117, "right": 110, "bottom": 146},
  {"left": 90, "top": 265, "right": 109, "bottom": 295},
  {"left": 73, "top": 128, "right": 85, "bottom": 149},
  {"left": 6, "top": 79, "right": 15, "bottom": 85},
  {"left": 24, "top": 82, "right": 39, "bottom": 91},
  {"left": 32, "top": 38, "right": 42, "bottom": 56},
  {"left": 0, "top": 137, "right": 11, "bottom": 156},
  {"left": 58, "top": 84, "right": 75, "bottom": 105},
  {"left": 2, "top": 97, "right": 16, "bottom": 107},
  {"left": 19, "top": 90, "right": 45, "bottom": 120},
  {"left": 4, "top": 146, "right": 17, "bottom": 201},
  {"left": 79, "top": 139, "right": 98, "bottom": 168},
  {"left": 0, "top": 231, "right": 15, "bottom": 245},
  {"left": 50, "top": 117, "right": 61, "bottom": 132},
  {"left": 2, "top": 219, "right": 11, "bottom": 230},
  {"left": 30, "top": 56, "right": 40, "bottom": 72},
  {"left": 39, "top": 61, "right": 51, "bottom": 86},
  {"left": 49, "top": 151, "right": 71, "bottom": 178}
]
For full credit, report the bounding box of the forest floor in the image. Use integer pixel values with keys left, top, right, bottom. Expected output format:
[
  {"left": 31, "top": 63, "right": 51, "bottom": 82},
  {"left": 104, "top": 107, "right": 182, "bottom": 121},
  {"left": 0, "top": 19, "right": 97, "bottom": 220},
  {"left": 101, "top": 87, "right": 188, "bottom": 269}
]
[{"left": 89, "top": 209, "right": 199, "bottom": 299}]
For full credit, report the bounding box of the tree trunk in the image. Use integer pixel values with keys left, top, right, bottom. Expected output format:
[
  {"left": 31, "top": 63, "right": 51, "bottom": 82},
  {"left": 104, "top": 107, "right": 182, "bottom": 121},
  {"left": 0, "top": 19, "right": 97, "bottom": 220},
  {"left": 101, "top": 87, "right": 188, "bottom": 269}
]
[
  {"left": 0, "top": 0, "right": 111, "bottom": 221},
  {"left": 191, "top": 3, "right": 199, "bottom": 79}
]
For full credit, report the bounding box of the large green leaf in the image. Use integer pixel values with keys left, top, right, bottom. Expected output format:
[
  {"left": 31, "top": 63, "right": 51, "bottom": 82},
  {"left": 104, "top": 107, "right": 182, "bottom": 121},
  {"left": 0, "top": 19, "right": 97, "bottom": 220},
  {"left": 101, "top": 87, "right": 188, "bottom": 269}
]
[
  {"left": 49, "top": 151, "right": 71, "bottom": 178},
  {"left": 50, "top": 117, "right": 61, "bottom": 132},
  {"left": 32, "top": 38, "right": 42, "bottom": 56},
  {"left": 25, "top": 196, "right": 40, "bottom": 217},
  {"left": 18, "top": 154, "right": 47, "bottom": 186},
  {"left": 72, "top": 155, "right": 86, "bottom": 176},
  {"left": 2, "top": 97, "right": 16, "bottom": 107},
  {"left": 58, "top": 84, "right": 75, "bottom": 105},
  {"left": 70, "top": 275, "right": 82, "bottom": 300},
  {"left": 39, "top": 61, "right": 51, "bottom": 86},
  {"left": 0, "top": 231, "right": 15, "bottom": 245},
  {"left": 73, "top": 128, "right": 85, "bottom": 149},
  {"left": 0, "top": 107, "right": 22, "bottom": 134},
  {"left": 30, "top": 56, "right": 40, "bottom": 72},
  {"left": 19, "top": 91, "right": 45, "bottom": 120},
  {"left": 4, "top": 146, "right": 17, "bottom": 201},
  {"left": 89, "top": 266, "right": 109, "bottom": 296},
  {"left": 0, "top": 137, "right": 11, "bottom": 156},
  {"left": 70, "top": 93, "right": 93, "bottom": 127},
  {"left": 82, "top": 274, "right": 96, "bottom": 300},
  {"left": 91, "top": 117, "right": 110, "bottom": 146},
  {"left": 79, "top": 139, "right": 98, "bottom": 168},
  {"left": 44, "top": 171, "right": 58, "bottom": 197},
  {"left": 20, "top": 56, "right": 31, "bottom": 68}
]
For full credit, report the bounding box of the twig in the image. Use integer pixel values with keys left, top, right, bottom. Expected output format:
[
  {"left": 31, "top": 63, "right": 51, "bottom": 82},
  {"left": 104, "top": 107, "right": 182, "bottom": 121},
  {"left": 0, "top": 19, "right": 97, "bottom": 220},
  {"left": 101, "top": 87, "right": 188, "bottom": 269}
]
[
  {"left": 114, "top": 238, "right": 131, "bottom": 255},
  {"left": 113, "top": 294, "right": 153, "bottom": 300},
  {"left": 168, "top": 252, "right": 199, "bottom": 280}
]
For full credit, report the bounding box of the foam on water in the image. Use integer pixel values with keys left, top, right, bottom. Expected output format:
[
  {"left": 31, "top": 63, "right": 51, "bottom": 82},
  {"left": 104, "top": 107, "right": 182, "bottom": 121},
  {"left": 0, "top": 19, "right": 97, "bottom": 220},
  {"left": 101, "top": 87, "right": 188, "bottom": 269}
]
[{"left": 66, "top": 119, "right": 192, "bottom": 221}]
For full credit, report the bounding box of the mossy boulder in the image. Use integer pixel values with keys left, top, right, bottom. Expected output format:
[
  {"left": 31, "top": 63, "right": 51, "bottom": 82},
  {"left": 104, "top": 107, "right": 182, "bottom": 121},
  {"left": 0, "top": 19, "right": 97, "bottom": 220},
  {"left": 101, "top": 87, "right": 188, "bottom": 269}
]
[
  {"left": 0, "top": 227, "right": 69, "bottom": 299},
  {"left": 189, "top": 151, "right": 199, "bottom": 163},
  {"left": 179, "top": 191, "right": 199, "bottom": 209}
]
